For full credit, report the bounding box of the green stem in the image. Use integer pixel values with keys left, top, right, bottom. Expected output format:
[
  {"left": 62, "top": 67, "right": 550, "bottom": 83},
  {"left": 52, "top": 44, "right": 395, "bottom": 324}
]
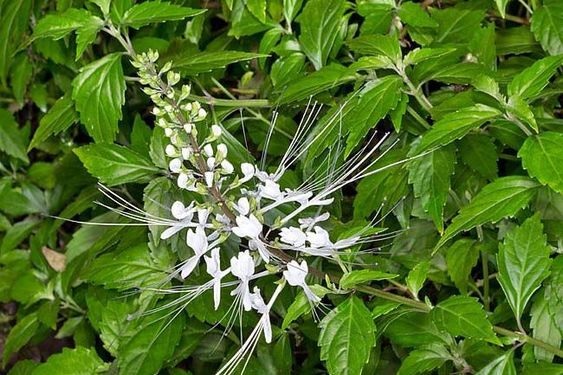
[
  {"left": 481, "top": 250, "right": 490, "bottom": 311},
  {"left": 493, "top": 327, "right": 563, "bottom": 357},
  {"left": 356, "top": 285, "right": 430, "bottom": 312},
  {"left": 187, "top": 94, "right": 270, "bottom": 108}
]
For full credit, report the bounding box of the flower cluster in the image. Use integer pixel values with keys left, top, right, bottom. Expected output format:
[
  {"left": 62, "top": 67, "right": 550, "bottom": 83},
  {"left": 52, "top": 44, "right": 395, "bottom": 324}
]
[{"left": 126, "top": 51, "right": 395, "bottom": 373}]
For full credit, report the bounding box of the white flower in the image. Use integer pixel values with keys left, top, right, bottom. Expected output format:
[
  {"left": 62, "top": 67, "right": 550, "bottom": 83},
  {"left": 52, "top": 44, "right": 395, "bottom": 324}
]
[
  {"left": 169, "top": 158, "right": 182, "bottom": 173},
  {"left": 165, "top": 144, "right": 177, "bottom": 157},
  {"left": 235, "top": 197, "right": 250, "bottom": 216},
  {"left": 211, "top": 124, "right": 222, "bottom": 137},
  {"left": 230, "top": 251, "right": 256, "bottom": 311},
  {"left": 221, "top": 160, "right": 234, "bottom": 174},
  {"left": 217, "top": 143, "right": 228, "bottom": 158},
  {"left": 259, "top": 180, "right": 284, "bottom": 200},
  {"left": 206, "top": 157, "right": 216, "bottom": 170},
  {"left": 283, "top": 260, "right": 320, "bottom": 303},
  {"left": 249, "top": 287, "right": 271, "bottom": 343},
  {"left": 204, "top": 171, "right": 214, "bottom": 187},
  {"left": 307, "top": 226, "right": 332, "bottom": 248},
  {"left": 204, "top": 248, "right": 229, "bottom": 310},
  {"left": 180, "top": 226, "right": 209, "bottom": 279},
  {"left": 232, "top": 214, "right": 262, "bottom": 239},
  {"left": 203, "top": 144, "right": 213, "bottom": 157},
  {"left": 171, "top": 201, "right": 194, "bottom": 220},
  {"left": 161, "top": 202, "right": 196, "bottom": 240},
  {"left": 181, "top": 147, "right": 192, "bottom": 160},
  {"left": 280, "top": 227, "right": 307, "bottom": 248},
  {"left": 240, "top": 163, "right": 255, "bottom": 183},
  {"left": 298, "top": 212, "right": 330, "bottom": 230}
]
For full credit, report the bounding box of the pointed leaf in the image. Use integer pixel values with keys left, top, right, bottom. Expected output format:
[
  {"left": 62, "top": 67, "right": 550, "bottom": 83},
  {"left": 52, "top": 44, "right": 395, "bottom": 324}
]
[
  {"left": 319, "top": 296, "right": 376, "bottom": 375},
  {"left": 507, "top": 55, "right": 563, "bottom": 100},
  {"left": 2, "top": 313, "right": 39, "bottom": 366},
  {"left": 74, "top": 144, "right": 158, "bottom": 186},
  {"left": 435, "top": 176, "right": 540, "bottom": 251},
  {"left": 121, "top": 2, "right": 205, "bottom": 29},
  {"left": 531, "top": 0, "right": 563, "bottom": 56},
  {"left": 497, "top": 214, "right": 551, "bottom": 321},
  {"left": 72, "top": 53, "right": 125, "bottom": 143},
  {"left": 408, "top": 145, "right": 456, "bottom": 232},
  {"left": 340, "top": 270, "right": 398, "bottom": 289},
  {"left": 32, "top": 347, "right": 108, "bottom": 375},
  {"left": 297, "top": 0, "right": 346, "bottom": 70},
  {"left": 397, "top": 344, "right": 452, "bottom": 375},
  {"left": 475, "top": 351, "right": 516, "bottom": 375},
  {"left": 173, "top": 51, "right": 266, "bottom": 75},
  {"left": 0, "top": 109, "right": 29, "bottom": 163},
  {"left": 519, "top": 132, "right": 563, "bottom": 194},
  {"left": 417, "top": 104, "right": 501, "bottom": 153},
  {"left": 432, "top": 296, "right": 499, "bottom": 344},
  {"left": 278, "top": 64, "right": 355, "bottom": 104},
  {"left": 29, "top": 95, "right": 78, "bottom": 150},
  {"left": 345, "top": 76, "right": 403, "bottom": 155}
]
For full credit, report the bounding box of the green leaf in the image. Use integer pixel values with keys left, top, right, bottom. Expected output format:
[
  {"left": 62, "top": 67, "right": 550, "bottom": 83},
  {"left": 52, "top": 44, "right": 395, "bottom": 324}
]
[
  {"left": 32, "top": 8, "right": 103, "bottom": 59},
  {"left": 519, "top": 132, "right": 563, "bottom": 194},
  {"left": 345, "top": 76, "right": 403, "bottom": 155},
  {"left": 118, "top": 307, "right": 185, "bottom": 375},
  {"left": 416, "top": 104, "right": 501, "bottom": 153},
  {"left": 403, "top": 47, "right": 455, "bottom": 66},
  {"left": 2, "top": 313, "right": 39, "bottom": 366},
  {"left": 340, "top": 270, "right": 398, "bottom": 289},
  {"left": 173, "top": 51, "right": 266, "bottom": 75},
  {"left": 494, "top": 0, "right": 509, "bottom": 19},
  {"left": 297, "top": 0, "right": 346, "bottom": 70},
  {"left": 435, "top": 177, "right": 540, "bottom": 250},
  {"left": 475, "top": 351, "right": 516, "bottom": 375},
  {"left": 430, "top": 8, "right": 484, "bottom": 45},
  {"left": 85, "top": 243, "right": 168, "bottom": 290},
  {"left": 121, "top": 2, "right": 205, "bottom": 29},
  {"left": 319, "top": 296, "right": 376, "bottom": 375},
  {"left": 459, "top": 134, "right": 498, "bottom": 180},
  {"left": 531, "top": 0, "right": 563, "bottom": 56},
  {"left": 72, "top": 53, "right": 126, "bottom": 143},
  {"left": 348, "top": 34, "right": 402, "bottom": 64},
  {"left": 90, "top": 0, "right": 111, "bottom": 15},
  {"left": 507, "top": 55, "right": 563, "bottom": 100},
  {"left": 32, "top": 347, "right": 108, "bottom": 375},
  {"left": 408, "top": 145, "right": 456, "bottom": 232},
  {"left": 0, "top": 109, "right": 29, "bottom": 163},
  {"left": 530, "top": 294, "right": 561, "bottom": 363},
  {"left": 354, "top": 147, "right": 409, "bottom": 219},
  {"left": 278, "top": 64, "right": 355, "bottom": 104},
  {"left": 282, "top": 292, "right": 312, "bottom": 329},
  {"left": 29, "top": 95, "right": 78, "bottom": 150},
  {"left": 397, "top": 344, "right": 452, "bottom": 375},
  {"left": 406, "top": 261, "right": 430, "bottom": 299},
  {"left": 74, "top": 144, "right": 158, "bottom": 186},
  {"left": 497, "top": 214, "right": 551, "bottom": 323},
  {"left": 445, "top": 239, "right": 479, "bottom": 294},
  {"left": 0, "top": 0, "right": 32, "bottom": 84},
  {"left": 432, "top": 296, "right": 499, "bottom": 344},
  {"left": 544, "top": 256, "right": 563, "bottom": 335},
  {"left": 399, "top": 2, "right": 437, "bottom": 29},
  {"left": 384, "top": 312, "right": 452, "bottom": 347}
]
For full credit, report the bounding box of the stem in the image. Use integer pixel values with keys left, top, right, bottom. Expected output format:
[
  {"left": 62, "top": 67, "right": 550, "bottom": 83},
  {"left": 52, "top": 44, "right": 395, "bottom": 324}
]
[
  {"left": 481, "top": 250, "right": 490, "bottom": 311},
  {"left": 357, "top": 285, "right": 430, "bottom": 312},
  {"left": 397, "top": 69, "right": 433, "bottom": 112},
  {"left": 493, "top": 327, "right": 563, "bottom": 358},
  {"left": 187, "top": 94, "right": 270, "bottom": 108}
]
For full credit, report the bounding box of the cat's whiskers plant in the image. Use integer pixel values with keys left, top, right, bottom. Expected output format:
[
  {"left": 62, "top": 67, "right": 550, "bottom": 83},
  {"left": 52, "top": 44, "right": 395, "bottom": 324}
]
[{"left": 83, "top": 49, "right": 410, "bottom": 374}]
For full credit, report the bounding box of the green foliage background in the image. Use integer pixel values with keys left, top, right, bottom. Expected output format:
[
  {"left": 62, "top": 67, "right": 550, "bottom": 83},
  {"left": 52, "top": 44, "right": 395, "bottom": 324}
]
[{"left": 0, "top": 0, "right": 562, "bottom": 374}]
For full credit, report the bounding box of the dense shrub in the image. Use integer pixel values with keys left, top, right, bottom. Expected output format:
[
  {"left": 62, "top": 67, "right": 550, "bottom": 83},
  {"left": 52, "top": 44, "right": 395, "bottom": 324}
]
[{"left": 0, "top": 0, "right": 562, "bottom": 374}]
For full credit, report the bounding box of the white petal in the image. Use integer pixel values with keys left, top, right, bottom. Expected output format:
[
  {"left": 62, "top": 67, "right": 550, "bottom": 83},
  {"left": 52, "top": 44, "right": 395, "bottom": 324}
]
[{"left": 180, "top": 256, "right": 200, "bottom": 279}]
